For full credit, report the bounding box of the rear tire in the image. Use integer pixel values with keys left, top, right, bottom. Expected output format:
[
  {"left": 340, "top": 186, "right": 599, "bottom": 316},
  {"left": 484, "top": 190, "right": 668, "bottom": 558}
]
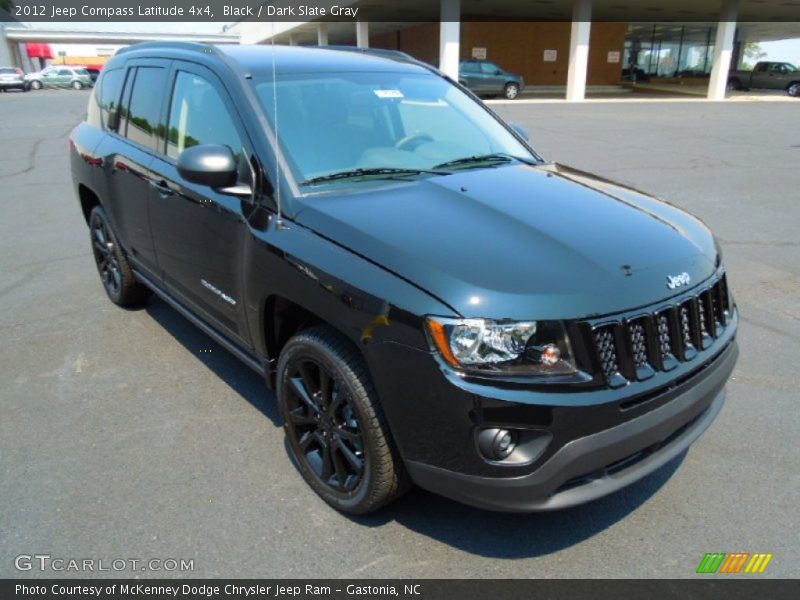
[
  {"left": 30, "top": 80, "right": 42, "bottom": 90},
  {"left": 277, "top": 326, "right": 409, "bottom": 514},
  {"left": 72, "top": 81, "right": 83, "bottom": 90},
  {"left": 504, "top": 82, "right": 520, "bottom": 100},
  {"left": 788, "top": 82, "right": 800, "bottom": 97},
  {"left": 89, "top": 206, "right": 151, "bottom": 307}
]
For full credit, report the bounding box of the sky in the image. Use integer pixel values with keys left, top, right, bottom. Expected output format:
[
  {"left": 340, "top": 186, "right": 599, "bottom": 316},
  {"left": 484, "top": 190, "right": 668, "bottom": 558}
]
[{"left": 760, "top": 39, "right": 800, "bottom": 65}]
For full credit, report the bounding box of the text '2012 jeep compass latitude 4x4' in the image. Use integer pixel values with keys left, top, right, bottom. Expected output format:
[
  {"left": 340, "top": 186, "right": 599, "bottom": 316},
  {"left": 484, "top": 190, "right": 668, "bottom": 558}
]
[{"left": 70, "top": 43, "right": 738, "bottom": 514}]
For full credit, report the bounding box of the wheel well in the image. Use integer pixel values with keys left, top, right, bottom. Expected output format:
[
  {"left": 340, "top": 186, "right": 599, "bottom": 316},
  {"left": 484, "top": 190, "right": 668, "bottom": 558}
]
[
  {"left": 263, "top": 296, "right": 325, "bottom": 386},
  {"left": 787, "top": 80, "right": 800, "bottom": 89},
  {"left": 78, "top": 184, "right": 100, "bottom": 225}
]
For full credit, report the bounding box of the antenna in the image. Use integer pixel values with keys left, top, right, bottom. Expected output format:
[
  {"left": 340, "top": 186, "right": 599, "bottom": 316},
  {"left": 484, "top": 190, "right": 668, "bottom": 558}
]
[{"left": 270, "top": 20, "right": 285, "bottom": 229}]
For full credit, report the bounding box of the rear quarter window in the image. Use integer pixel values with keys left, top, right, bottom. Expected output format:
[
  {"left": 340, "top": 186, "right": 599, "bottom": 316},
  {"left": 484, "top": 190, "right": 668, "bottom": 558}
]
[{"left": 88, "top": 69, "right": 124, "bottom": 131}]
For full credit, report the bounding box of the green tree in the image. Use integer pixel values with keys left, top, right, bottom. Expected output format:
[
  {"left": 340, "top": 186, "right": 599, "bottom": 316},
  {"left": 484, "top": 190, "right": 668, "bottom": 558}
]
[{"left": 742, "top": 42, "right": 767, "bottom": 69}]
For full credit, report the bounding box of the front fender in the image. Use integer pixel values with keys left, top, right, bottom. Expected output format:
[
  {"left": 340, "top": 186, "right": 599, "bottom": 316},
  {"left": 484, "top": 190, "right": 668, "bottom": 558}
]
[{"left": 242, "top": 214, "right": 457, "bottom": 363}]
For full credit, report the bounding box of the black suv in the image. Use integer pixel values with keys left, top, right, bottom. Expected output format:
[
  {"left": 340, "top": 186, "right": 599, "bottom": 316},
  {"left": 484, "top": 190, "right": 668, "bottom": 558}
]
[{"left": 70, "top": 43, "right": 738, "bottom": 514}]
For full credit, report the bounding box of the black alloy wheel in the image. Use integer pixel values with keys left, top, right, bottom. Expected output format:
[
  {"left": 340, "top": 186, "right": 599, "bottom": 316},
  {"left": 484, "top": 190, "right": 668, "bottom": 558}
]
[
  {"left": 88, "top": 206, "right": 151, "bottom": 307},
  {"left": 284, "top": 357, "right": 365, "bottom": 494},
  {"left": 91, "top": 215, "right": 122, "bottom": 299},
  {"left": 278, "top": 326, "right": 409, "bottom": 514}
]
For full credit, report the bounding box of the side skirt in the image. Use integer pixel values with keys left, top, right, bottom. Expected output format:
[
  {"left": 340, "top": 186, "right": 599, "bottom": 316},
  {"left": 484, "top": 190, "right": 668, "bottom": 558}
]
[{"left": 133, "top": 269, "right": 267, "bottom": 377}]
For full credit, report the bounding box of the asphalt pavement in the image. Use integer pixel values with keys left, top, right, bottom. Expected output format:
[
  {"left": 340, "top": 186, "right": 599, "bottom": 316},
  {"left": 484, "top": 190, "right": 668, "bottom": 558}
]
[{"left": 1, "top": 89, "right": 798, "bottom": 578}]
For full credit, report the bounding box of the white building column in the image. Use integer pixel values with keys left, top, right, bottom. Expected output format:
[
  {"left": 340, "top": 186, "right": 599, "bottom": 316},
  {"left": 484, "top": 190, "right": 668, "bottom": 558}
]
[
  {"left": 288, "top": 34, "right": 299, "bottom": 46},
  {"left": 566, "top": 0, "right": 592, "bottom": 102},
  {"left": 707, "top": 0, "right": 739, "bottom": 100},
  {"left": 439, "top": 0, "right": 461, "bottom": 80},
  {"left": 317, "top": 23, "right": 329, "bottom": 46},
  {"left": 356, "top": 20, "right": 369, "bottom": 48}
]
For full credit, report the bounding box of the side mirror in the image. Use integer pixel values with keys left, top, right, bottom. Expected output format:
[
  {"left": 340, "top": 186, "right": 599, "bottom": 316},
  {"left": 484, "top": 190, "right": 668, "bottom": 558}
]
[
  {"left": 177, "top": 144, "right": 239, "bottom": 190},
  {"left": 510, "top": 123, "right": 529, "bottom": 141}
]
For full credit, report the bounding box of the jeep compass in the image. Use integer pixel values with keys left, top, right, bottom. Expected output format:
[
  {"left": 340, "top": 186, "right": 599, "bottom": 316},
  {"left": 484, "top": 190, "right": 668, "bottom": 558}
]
[{"left": 69, "top": 43, "right": 738, "bottom": 514}]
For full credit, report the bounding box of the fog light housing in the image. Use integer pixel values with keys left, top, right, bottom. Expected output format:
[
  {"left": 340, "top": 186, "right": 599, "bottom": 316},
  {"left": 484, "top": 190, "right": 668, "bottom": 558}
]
[{"left": 478, "top": 428, "right": 519, "bottom": 461}]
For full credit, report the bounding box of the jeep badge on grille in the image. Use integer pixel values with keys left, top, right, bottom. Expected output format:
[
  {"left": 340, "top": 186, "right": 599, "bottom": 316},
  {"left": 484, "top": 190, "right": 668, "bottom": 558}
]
[{"left": 667, "top": 272, "right": 692, "bottom": 290}]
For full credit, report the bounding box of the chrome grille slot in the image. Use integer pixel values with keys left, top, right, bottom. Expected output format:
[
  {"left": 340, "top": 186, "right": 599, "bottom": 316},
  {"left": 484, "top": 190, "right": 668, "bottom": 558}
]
[
  {"left": 629, "top": 321, "right": 648, "bottom": 369},
  {"left": 627, "top": 318, "right": 655, "bottom": 381},
  {"left": 593, "top": 326, "right": 619, "bottom": 380}
]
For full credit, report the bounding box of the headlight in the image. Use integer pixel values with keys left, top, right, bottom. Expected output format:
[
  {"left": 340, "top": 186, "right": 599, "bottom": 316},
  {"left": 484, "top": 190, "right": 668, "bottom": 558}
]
[{"left": 426, "top": 317, "right": 578, "bottom": 377}]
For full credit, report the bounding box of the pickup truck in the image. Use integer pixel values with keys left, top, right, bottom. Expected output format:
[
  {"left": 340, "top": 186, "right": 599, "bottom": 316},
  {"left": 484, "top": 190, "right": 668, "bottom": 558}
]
[{"left": 728, "top": 61, "right": 800, "bottom": 96}]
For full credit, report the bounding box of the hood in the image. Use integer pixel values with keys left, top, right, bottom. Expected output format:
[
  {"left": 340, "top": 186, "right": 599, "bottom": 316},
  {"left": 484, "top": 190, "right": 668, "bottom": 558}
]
[{"left": 293, "top": 163, "right": 719, "bottom": 320}]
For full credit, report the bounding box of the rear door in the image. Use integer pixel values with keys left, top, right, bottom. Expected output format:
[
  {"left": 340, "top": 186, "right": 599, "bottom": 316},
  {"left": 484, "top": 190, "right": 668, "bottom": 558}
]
[
  {"left": 480, "top": 62, "right": 506, "bottom": 94},
  {"left": 750, "top": 62, "right": 771, "bottom": 88},
  {"left": 95, "top": 60, "right": 170, "bottom": 275},
  {"left": 147, "top": 61, "right": 255, "bottom": 346},
  {"left": 459, "top": 61, "right": 481, "bottom": 90}
]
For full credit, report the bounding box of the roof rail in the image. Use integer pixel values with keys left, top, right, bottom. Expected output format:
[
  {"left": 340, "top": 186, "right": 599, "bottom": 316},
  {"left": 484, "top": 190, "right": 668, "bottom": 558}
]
[
  {"left": 115, "top": 40, "right": 219, "bottom": 56},
  {"left": 310, "top": 45, "right": 432, "bottom": 68}
]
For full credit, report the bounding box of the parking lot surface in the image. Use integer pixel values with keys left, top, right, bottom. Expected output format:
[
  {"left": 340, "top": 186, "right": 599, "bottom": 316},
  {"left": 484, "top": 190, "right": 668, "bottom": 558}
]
[{"left": 1, "top": 90, "right": 798, "bottom": 578}]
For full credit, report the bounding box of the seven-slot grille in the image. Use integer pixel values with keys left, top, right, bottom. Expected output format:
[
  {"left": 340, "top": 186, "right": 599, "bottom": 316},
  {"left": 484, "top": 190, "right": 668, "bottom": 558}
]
[{"left": 590, "top": 273, "right": 732, "bottom": 387}]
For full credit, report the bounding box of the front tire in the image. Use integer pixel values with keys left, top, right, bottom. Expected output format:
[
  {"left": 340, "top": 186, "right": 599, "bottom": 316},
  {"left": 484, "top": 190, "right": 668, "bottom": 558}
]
[
  {"left": 89, "top": 206, "right": 151, "bottom": 307},
  {"left": 503, "top": 82, "right": 520, "bottom": 99},
  {"left": 277, "top": 326, "right": 409, "bottom": 514}
]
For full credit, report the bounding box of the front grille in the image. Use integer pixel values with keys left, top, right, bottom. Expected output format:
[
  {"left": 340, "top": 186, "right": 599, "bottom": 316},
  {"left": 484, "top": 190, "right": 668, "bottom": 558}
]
[{"left": 589, "top": 273, "right": 732, "bottom": 387}]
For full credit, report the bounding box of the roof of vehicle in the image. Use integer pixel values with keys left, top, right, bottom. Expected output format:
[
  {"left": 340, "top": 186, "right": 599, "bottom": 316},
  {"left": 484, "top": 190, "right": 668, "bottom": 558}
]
[{"left": 115, "top": 42, "right": 433, "bottom": 78}]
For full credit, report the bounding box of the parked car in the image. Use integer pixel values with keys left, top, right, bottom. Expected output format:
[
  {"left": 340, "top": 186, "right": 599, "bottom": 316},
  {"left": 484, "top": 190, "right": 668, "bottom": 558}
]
[
  {"left": 728, "top": 61, "right": 800, "bottom": 96},
  {"left": 85, "top": 67, "right": 101, "bottom": 84},
  {"left": 620, "top": 66, "right": 651, "bottom": 83},
  {"left": 26, "top": 66, "right": 93, "bottom": 90},
  {"left": 459, "top": 59, "right": 525, "bottom": 99},
  {"left": 0, "top": 66, "right": 27, "bottom": 92},
  {"left": 70, "top": 43, "right": 738, "bottom": 515}
]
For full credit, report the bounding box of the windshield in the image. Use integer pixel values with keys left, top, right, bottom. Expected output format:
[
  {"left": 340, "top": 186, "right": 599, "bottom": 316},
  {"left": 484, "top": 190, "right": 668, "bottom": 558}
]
[{"left": 253, "top": 71, "right": 537, "bottom": 184}]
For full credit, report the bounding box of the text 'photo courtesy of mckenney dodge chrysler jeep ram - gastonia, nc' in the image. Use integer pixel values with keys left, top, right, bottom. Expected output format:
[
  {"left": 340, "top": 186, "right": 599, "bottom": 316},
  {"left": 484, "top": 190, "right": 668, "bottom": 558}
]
[{"left": 69, "top": 42, "right": 738, "bottom": 515}]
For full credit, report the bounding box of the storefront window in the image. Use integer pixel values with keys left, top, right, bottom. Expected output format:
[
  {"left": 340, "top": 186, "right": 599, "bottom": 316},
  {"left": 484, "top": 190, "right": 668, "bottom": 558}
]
[{"left": 625, "top": 24, "right": 717, "bottom": 79}]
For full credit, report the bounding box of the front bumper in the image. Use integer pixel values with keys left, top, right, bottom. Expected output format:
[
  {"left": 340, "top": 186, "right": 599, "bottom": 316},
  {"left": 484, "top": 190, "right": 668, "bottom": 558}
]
[{"left": 404, "top": 340, "right": 737, "bottom": 511}]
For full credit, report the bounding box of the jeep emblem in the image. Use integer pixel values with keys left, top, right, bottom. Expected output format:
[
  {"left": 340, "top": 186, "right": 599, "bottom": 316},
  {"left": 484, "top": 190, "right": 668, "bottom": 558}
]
[{"left": 667, "top": 272, "right": 691, "bottom": 290}]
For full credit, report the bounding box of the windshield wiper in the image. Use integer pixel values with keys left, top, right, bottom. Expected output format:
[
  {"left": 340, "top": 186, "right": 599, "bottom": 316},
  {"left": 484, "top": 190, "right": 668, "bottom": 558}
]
[
  {"left": 301, "top": 167, "right": 445, "bottom": 186},
  {"left": 433, "top": 153, "right": 532, "bottom": 171}
]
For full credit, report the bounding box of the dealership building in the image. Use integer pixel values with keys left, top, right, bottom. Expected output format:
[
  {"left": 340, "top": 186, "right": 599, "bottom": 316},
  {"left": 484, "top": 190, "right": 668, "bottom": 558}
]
[{"left": 231, "top": 0, "right": 800, "bottom": 100}]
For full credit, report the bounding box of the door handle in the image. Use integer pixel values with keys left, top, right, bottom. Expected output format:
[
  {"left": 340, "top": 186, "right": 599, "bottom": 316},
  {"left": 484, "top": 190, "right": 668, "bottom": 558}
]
[{"left": 150, "top": 179, "right": 173, "bottom": 196}]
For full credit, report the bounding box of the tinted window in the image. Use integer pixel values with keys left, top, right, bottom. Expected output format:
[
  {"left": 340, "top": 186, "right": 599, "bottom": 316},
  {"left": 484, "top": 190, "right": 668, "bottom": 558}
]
[
  {"left": 95, "top": 69, "right": 123, "bottom": 131},
  {"left": 461, "top": 62, "right": 479, "bottom": 74},
  {"left": 123, "top": 67, "right": 167, "bottom": 150},
  {"left": 57, "top": 69, "right": 71, "bottom": 76},
  {"left": 254, "top": 72, "right": 532, "bottom": 182},
  {"left": 480, "top": 62, "right": 500, "bottom": 74},
  {"left": 0, "top": 68, "right": 15, "bottom": 74},
  {"left": 755, "top": 63, "right": 768, "bottom": 73},
  {"left": 166, "top": 71, "right": 242, "bottom": 162}
]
